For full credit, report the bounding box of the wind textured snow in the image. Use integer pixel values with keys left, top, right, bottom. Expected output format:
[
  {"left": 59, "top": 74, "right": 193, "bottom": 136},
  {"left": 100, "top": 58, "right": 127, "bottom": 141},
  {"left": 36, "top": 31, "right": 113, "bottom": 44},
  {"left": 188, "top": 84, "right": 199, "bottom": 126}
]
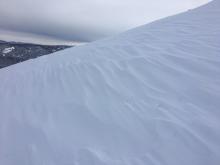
[{"left": 0, "top": 1, "right": 220, "bottom": 165}]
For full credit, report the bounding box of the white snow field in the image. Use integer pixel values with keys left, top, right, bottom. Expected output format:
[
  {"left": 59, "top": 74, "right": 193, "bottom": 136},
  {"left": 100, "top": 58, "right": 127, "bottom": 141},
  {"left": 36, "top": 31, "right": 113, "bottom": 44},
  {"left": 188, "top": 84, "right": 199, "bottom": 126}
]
[{"left": 0, "top": 0, "right": 220, "bottom": 165}]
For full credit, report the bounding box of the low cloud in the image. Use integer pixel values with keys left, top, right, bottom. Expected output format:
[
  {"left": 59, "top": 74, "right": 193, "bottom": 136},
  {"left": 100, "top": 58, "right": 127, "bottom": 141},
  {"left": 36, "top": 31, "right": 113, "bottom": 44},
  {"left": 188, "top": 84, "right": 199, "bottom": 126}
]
[{"left": 0, "top": 0, "right": 211, "bottom": 41}]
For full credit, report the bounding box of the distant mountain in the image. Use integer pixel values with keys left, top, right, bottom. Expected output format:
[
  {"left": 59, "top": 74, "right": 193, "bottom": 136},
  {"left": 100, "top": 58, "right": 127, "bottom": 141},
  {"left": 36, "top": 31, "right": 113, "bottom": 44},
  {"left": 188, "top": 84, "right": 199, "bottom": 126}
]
[{"left": 0, "top": 40, "right": 71, "bottom": 68}]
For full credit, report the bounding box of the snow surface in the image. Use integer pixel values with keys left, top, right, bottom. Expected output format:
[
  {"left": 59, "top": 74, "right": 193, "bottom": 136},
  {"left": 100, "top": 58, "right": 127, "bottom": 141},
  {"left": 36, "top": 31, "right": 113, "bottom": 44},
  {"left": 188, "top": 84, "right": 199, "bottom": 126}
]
[{"left": 0, "top": 0, "right": 220, "bottom": 165}]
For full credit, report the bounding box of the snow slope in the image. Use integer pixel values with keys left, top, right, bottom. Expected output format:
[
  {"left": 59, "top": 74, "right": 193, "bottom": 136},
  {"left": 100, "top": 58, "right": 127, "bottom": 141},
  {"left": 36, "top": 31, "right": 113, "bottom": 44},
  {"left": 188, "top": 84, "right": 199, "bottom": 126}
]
[{"left": 0, "top": 0, "right": 220, "bottom": 165}]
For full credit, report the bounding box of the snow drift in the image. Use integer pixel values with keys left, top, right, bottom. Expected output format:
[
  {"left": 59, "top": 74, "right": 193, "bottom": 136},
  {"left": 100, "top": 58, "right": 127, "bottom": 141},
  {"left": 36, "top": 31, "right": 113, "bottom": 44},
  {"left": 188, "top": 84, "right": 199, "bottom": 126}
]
[{"left": 0, "top": 0, "right": 220, "bottom": 165}]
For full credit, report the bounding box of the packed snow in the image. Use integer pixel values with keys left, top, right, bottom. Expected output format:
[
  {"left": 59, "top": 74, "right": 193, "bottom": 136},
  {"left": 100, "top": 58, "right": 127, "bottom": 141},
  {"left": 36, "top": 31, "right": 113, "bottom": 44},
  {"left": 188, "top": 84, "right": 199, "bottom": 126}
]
[{"left": 0, "top": 0, "right": 220, "bottom": 165}]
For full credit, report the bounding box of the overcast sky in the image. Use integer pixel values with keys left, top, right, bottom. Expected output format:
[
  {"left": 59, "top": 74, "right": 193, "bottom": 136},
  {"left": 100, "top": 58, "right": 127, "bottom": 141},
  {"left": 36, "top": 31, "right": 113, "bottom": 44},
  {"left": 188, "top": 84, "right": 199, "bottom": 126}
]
[{"left": 0, "top": 0, "right": 211, "bottom": 42}]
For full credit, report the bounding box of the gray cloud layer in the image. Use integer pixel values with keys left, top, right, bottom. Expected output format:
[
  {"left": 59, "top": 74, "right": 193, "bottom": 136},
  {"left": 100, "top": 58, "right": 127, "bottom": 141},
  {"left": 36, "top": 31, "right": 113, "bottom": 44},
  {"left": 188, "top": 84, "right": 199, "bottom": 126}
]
[{"left": 0, "top": 0, "right": 211, "bottom": 41}]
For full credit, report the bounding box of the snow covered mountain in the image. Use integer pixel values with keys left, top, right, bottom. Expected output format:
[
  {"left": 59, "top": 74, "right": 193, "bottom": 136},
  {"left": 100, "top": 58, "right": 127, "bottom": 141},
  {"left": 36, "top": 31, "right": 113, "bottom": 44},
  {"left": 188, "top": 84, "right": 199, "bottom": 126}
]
[
  {"left": 0, "top": 0, "right": 220, "bottom": 165},
  {"left": 0, "top": 41, "right": 71, "bottom": 68}
]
